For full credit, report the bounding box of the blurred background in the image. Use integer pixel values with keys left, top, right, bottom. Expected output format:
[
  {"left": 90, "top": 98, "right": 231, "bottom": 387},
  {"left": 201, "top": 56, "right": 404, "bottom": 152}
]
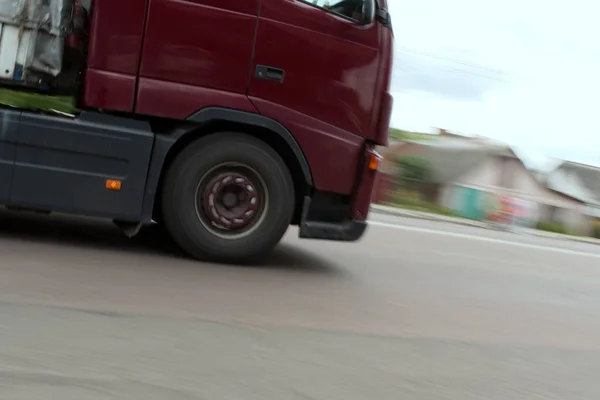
[{"left": 374, "top": 0, "right": 600, "bottom": 239}]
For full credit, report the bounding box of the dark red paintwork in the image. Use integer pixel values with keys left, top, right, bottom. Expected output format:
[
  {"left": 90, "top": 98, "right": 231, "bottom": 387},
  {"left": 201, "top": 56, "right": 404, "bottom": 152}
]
[
  {"left": 135, "top": 78, "right": 257, "bottom": 118},
  {"left": 84, "top": 69, "right": 137, "bottom": 112},
  {"left": 83, "top": 0, "right": 147, "bottom": 111},
  {"left": 139, "top": 0, "right": 258, "bottom": 94},
  {"left": 83, "top": 0, "right": 393, "bottom": 207},
  {"left": 371, "top": 15, "right": 394, "bottom": 146}
]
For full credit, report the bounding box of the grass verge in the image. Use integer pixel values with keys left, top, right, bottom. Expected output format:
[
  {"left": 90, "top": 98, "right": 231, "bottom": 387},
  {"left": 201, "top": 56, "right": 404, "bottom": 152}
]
[{"left": 0, "top": 88, "right": 77, "bottom": 114}]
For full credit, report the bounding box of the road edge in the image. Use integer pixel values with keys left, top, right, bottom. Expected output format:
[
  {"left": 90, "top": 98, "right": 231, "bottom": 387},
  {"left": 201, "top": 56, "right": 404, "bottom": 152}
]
[{"left": 370, "top": 204, "right": 600, "bottom": 245}]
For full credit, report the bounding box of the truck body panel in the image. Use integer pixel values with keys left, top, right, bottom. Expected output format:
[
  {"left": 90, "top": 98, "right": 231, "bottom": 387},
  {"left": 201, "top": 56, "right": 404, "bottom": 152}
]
[
  {"left": 84, "top": 0, "right": 148, "bottom": 112},
  {"left": 0, "top": 109, "right": 18, "bottom": 204},
  {"left": 0, "top": 0, "right": 394, "bottom": 261},
  {"left": 135, "top": 78, "right": 257, "bottom": 119},
  {"left": 249, "top": 97, "right": 363, "bottom": 195},
  {"left": 245, "top": 0, "right": 382, "bottom": 143},
  {"left": 7, "top": 111, "right": 154, "bottom": 220},
  {"left": 248, "top": 0, "right": 382, "bottom": 194},
  {"left": 139, "top": 0, "right": 258, "bottom": 95}
]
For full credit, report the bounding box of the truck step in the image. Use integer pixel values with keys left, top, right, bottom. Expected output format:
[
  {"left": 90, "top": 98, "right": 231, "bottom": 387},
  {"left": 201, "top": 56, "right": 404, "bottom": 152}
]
[{"left": 299, "top": 220, "right": 367, "bottom": 242}]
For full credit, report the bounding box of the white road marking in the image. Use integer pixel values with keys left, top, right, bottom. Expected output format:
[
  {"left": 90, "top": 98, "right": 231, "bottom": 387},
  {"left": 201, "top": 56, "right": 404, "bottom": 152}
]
[{"left": 368, "top": 220, "right": 600, "bottom": 259}]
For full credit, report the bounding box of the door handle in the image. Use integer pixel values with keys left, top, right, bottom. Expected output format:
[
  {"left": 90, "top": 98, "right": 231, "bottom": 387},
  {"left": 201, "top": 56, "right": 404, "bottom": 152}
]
[{"left": 255, "top": 65, "right": 285, "bottom": 83}]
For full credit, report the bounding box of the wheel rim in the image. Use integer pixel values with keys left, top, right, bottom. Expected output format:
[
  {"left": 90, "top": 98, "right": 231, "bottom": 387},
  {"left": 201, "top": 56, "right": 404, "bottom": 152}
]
[{"left": 194, "top": 163, "right": 268, "bottom": 239}]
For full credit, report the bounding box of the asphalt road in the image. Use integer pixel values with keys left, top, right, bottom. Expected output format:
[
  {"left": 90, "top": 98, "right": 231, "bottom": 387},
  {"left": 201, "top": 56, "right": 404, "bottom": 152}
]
[{"left": 1, "top": 210, "right": 600, "bottom": 399}]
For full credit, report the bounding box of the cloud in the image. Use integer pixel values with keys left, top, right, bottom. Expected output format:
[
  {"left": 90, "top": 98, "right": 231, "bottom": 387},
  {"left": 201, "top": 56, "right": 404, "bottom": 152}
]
[{"left": 392, "top": 51, "right": 503, "bottom": 101}]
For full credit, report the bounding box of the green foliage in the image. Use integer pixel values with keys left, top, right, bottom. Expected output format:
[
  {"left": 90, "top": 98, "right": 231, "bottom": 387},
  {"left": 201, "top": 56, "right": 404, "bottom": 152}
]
[
  {"left": 535, "top": 221, "right": 569, "bottom": 235},
  {"left": 397, "top": 156, "right": 431, "bottom": 185},
  {"left": 592, "top": 221, "right": 600, "bottom": 239},
  {"left": 0, "top": 89, "right": 77, "bottom": 114},
  {"left": 389, "top": 128, "right": 433, "bottom": 142}
]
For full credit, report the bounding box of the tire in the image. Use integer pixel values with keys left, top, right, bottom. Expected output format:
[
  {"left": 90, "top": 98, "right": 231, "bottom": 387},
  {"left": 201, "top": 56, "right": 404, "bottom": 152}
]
[{"left": 161, "top": 132, "right": 295, "bottom": 263}]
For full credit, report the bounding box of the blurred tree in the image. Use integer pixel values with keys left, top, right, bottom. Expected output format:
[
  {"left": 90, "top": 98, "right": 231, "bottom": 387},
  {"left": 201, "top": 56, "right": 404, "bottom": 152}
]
[
  {"left": 389, "top": 128, "right": 433, "bottom": 142},
  {"left": 397, "top": 156, "right": 432, "bottom": 190}
]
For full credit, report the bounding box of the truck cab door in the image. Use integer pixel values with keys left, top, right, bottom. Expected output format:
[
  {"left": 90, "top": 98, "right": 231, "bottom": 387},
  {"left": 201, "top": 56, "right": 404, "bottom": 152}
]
[
  {"left": 318, "top": 0, "right": 381, "bottom": 137},
  {"left": 248, "top": 0, "right": 381, "bottom": 194},
  {"left": 248, "top": 0, "right": 332, "bottom": 130}
]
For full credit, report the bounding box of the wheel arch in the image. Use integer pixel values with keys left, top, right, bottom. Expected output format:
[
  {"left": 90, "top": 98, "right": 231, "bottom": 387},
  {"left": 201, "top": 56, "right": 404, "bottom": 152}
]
[{"left": 141, "top": 107, "right": 313, "bottom": 225}]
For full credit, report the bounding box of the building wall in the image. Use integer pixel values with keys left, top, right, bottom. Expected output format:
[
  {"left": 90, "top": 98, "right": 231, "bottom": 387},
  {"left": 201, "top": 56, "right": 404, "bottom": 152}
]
[
  {"left": 385, "top": 144, "right": 591, "bottom": 231},
  {"left": 509, "top": 162, "right": 591, "bottom": 233},
  {"left": 560, "top": 207, "right": 591, "bottom": 235},
  {"left": 438, "top": 156, "right": 503, "bottom": 208},
  {"left": 450, "top": 156, "right": 583, "bottom": 208},
  {"left": 538, "top": 204, "right": 591, "bottom": 235},
  {"left": 437, "top": 157, "right": 497, "bottom": 218},
  {"left": 438, "top": 155, "right": 589, "bottom": 232},
  {"left": 452, "top": 157, "right": 499, "bottom": 189},
  {"left": 508, "top": 158, "right": 571, "bottom": 206}
]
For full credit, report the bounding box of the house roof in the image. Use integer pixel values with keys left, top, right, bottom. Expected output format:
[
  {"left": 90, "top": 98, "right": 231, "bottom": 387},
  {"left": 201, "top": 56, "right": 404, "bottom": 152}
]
[
  {"left": 381, "top": 136, "right": 585, "bottom": 208},
  {"left": 554, "top": 161, "right": 600, "bottom": 202},
  {"left": 547, "top": 188, "right": 587, "bottom": 204},
  {"left": 383, "top": 138, "right": 516, "bottom": 183}
]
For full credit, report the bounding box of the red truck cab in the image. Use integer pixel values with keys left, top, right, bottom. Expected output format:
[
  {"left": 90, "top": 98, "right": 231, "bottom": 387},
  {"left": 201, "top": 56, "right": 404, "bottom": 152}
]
[{"left": 0, "top": 0, "right": 393, "bottom": 262}]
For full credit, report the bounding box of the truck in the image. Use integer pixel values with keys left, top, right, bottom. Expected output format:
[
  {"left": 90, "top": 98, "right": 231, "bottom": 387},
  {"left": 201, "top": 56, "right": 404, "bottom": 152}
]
[{"left": 0, "top": 0, "right": 393, "bottom": 263}]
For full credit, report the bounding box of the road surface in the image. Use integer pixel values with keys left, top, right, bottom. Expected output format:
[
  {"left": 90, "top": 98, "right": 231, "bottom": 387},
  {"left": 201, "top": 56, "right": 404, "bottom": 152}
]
[{"left": 0, "top": 210, "right": 599, "bottom": 399}]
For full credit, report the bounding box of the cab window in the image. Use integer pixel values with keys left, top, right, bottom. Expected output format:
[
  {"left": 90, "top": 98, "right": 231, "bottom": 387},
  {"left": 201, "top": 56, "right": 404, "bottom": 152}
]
[{"left": 305, "top": 0, "right": 367, "bottom": 22}]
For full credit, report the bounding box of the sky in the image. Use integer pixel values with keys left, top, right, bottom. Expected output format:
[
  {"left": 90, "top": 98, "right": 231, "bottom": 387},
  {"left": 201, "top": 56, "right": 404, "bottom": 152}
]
[{"left": 386, "top": 0, "right": 600, "bottom": 170}]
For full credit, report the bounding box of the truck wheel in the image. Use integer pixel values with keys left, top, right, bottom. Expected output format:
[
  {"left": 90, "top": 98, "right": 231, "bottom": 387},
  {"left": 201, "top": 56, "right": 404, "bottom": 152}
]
[{"left": 161, "top": 132, "right": 295, "bottom": 263}]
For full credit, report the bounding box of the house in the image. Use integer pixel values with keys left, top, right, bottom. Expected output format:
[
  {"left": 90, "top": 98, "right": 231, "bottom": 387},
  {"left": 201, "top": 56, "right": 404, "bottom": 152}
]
[
  {"left": 376, "top": 129, "right": 590, "bottom": 233},
  {"left": 546, "top": 161, "right": 600, "bottom": 220}
]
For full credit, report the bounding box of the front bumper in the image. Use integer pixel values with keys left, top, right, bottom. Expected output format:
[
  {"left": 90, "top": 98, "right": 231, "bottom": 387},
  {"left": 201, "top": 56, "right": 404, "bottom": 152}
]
[
  {"left": 299, "top": 219, "right": 367, "bottom": 241},
  {"left": 297, "top": 143, "right": 380, "bottom": 243},
  {"left": 298, "top": 196, "right": 368, "bottom": 242}
]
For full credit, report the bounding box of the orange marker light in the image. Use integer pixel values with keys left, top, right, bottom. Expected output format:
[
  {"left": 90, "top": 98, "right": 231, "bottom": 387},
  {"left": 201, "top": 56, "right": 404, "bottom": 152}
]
[
  {"left": 106, "top": 179, "right": 122, "bottom": 190},
  {"left": 368, "top": 153, "right": 381, "bottom": 171}
]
